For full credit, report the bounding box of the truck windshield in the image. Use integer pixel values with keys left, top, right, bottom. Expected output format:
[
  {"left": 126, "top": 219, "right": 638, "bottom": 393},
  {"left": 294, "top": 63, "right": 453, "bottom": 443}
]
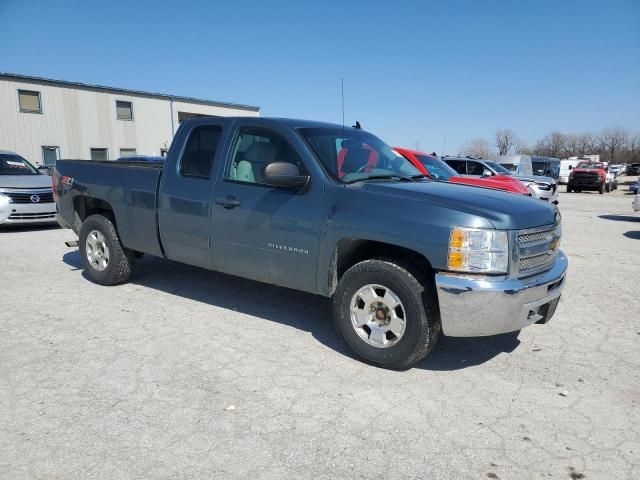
[
  {"left": 484, "top": 161, "right": 513, "bottom": 175},
  {"left": 0, "top": 154, "right": 40, "bottom": 175},
  {"left": 577, "top": 163, "right": 602, "bottom": 169},
  {"left": 415, "top": 155, "right": 456, "bottom": 181},
  {"left": 298, "top": 127, "right": 421, "bottom": 183}
]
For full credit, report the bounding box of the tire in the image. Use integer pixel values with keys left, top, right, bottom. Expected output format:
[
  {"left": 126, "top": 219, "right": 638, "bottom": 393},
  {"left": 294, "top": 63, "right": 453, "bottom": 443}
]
[
  {"left": 79, "top": 214, "right": 134, "bottom": 285},
  {"left": 605, "top": 182, "right": 611, "bottom": 193},
  {"left": 599, "top": 183, "right": 605, "bottom": 194},
  {"left": 567, "top": 186, "right": 573, "bottom": 193},
  {"left": 332, "top": 259, "right": 440, "bottom": 369}
]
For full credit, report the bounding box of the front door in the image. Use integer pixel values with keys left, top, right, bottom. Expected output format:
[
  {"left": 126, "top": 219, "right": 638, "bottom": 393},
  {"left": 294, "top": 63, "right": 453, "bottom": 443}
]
[
  {"left": 211, "top": 125, "right": 325, "bottom": 293},
  {"left": 158, "top": 123, "right": 224, "bottom": 268}
]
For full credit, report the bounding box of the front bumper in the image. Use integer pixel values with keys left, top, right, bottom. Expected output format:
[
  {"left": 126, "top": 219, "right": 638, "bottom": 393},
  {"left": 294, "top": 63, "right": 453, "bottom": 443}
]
[
  {"left": 0, "top": 198, "right": 57, "bottom": 225},
  {"left": 435, "top": 250, "right": 568, "bottom": 337},
  {"left": 529, "top": 184, "right": 559, "bottom": 204}
]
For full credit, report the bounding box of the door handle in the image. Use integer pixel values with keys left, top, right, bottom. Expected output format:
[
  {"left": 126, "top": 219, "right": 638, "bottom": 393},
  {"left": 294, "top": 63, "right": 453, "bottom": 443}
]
[{"left": 215, "top": 196, "right": 241, "bottom": 209}]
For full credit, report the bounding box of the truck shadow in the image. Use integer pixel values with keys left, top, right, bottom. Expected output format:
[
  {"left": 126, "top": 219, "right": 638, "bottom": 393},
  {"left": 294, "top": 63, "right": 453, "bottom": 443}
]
[
  {"left": 598, "top": 214, "right": 640, "bottom": 222},
  {"left": 63, "top": 251, "right": 520, "bottom": 371},
  {"left": 623, "top": 231, "right": 640, "bottom": 240}
]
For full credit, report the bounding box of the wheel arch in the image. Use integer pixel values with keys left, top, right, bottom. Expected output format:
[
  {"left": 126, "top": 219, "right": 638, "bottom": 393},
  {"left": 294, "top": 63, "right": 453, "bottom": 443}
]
[
  {"left": 73, "top": 195, "right": 115, "bottom": 231},
  {"left": 328, "top": 238, "right": 434, "bottom": 296}
]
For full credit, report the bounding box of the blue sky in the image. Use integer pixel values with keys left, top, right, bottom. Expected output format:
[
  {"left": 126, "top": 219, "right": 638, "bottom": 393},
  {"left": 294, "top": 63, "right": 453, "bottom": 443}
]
[{"left": 1, "top": 0, "right": 638, "bottom": 153}]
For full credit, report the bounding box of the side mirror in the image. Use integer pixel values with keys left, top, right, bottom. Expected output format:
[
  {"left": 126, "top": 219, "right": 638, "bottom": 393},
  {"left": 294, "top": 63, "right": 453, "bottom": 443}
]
[
  {"left": 38, "top": 166, "right": 50, "bottom": 174},
  {"left": 482, "top": 169, "right": 492, "bottom": 177},
  {"left": 263, "top": 162, "right": 310, "bottom": 190}
]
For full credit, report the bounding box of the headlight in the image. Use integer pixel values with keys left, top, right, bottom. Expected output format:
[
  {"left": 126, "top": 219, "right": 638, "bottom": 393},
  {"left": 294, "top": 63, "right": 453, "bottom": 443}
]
[{"left": 448, "top": 227, "right": 509, "bottom": 274}]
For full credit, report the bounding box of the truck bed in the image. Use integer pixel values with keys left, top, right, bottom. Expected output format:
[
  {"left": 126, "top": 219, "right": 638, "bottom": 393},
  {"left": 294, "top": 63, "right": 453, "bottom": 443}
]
[{"left": 55, "top": 160, "right": 164, "bottom": 257}]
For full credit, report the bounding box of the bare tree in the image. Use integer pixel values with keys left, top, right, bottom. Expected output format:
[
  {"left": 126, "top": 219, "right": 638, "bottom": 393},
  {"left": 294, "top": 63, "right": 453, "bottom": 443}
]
[
  {"left": 534, "top": 131, "right": 566, "bottom": 157},
  {"left": 495, "top": 129, "right": 517, "bottom": 156},
  {"left": 460, "top": 138, "right": 493, "bottom": 159},
  {"left": 563, "top": 134, "right": 579, "bottom": 158},
  {"left": 576, "top": 133, "right": 597, "bottom": 155},
  {"left": 600, "top": 127, "right": 629, "bottom": 162}
]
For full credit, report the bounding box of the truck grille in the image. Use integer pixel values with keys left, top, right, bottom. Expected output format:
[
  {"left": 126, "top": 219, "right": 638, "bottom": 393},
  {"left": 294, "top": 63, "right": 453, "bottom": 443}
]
[
  {"left": 2, "top": 189, "right": 54, "bottom": 204},
  {"left": 517, "top": 225, "right": 561, "bottom": 276},
  {"left": 571, "top": 172, "right": 599, "bottom": 184}
]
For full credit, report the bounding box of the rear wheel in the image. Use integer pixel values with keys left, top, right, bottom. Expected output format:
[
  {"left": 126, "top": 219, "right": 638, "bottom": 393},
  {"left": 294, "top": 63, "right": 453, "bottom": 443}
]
[
  {"left": 332, "top": 259, "right": 440, "bottom": 369},
  {"left": 79, "top": 214, "right": 134, "bottom": 285}
]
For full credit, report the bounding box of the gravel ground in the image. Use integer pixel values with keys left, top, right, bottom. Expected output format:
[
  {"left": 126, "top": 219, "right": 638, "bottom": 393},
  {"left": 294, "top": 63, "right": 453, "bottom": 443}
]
[{"left": 1, "top": 178, "right": 639, "bottom": 479}]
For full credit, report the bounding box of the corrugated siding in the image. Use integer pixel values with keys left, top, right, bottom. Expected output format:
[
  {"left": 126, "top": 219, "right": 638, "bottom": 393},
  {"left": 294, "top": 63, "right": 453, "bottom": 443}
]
[{"left": 0, "top": 78, "right": 259, "bottom": 164}]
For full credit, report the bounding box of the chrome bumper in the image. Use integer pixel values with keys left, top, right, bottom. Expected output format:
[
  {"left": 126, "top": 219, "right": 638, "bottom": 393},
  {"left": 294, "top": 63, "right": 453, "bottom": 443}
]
[
  {"left": 0, "top": 200, "right": 57, "bottom": 225},
  {"left": 435, "top": 250, "right": 568, "bottom": 337}
]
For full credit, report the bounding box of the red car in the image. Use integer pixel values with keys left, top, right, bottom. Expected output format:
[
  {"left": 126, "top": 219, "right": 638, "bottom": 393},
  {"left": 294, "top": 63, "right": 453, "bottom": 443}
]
[{"left": 394, "top": 147, "right": 531, "bottom": 195}]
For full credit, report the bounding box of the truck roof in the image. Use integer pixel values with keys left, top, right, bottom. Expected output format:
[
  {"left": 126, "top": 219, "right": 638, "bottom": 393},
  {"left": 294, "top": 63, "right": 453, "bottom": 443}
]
[{"left": 192, "top": 116, "right": 360, "bottom": 131}]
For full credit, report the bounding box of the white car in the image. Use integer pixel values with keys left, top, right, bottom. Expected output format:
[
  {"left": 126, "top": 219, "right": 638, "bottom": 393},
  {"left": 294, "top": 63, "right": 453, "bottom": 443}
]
[{"left": 0, "top": 150, "right": 57, "bottom": 225}]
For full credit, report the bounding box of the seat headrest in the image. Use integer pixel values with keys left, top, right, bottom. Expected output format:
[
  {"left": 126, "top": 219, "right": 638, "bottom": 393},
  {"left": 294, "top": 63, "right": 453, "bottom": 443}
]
[
  {"left": 245, "top": 142, "right": 277, "bottom": 164},
  {"left": 342, "top": 149, "right": 370, "bottom": 173}
]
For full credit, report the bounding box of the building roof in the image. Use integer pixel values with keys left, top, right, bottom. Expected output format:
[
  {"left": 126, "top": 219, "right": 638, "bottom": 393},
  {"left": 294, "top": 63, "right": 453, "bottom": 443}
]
[{"left": 0, "top": 72, "right": 260, "bottom": 112}]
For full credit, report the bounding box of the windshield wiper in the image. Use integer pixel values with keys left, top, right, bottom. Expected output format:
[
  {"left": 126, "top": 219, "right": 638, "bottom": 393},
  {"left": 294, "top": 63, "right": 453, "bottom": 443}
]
[
  {"left": 410, "top": 174, "right": 431, "bottom": 180},
  {"left": 344, "top": 174, "right": 416, "bottom": 184}
]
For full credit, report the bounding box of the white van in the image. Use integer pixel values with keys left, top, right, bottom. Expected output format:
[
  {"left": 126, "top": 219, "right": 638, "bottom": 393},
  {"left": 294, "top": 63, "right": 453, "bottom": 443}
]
[
  {"left": 559, "top": 159, "right": 579, "bottom": 184},
  {"left": 496, "top": 155, "right": 533, "bottom": 175}
]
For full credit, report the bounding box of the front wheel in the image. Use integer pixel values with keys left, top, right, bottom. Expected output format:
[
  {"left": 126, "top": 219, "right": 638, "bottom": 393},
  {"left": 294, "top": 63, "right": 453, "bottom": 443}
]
[
  {"left": 79, "top": 214, "right": 134, "bottom": 285},
  {"left": 599, "top": 183, "right": 605, "bottom": 194},
  {"left": 332, "top": 259, "right": 440, "bottom": 369},
  {"left": 567, "top": 186, "right": 573, "bottom": 193}
]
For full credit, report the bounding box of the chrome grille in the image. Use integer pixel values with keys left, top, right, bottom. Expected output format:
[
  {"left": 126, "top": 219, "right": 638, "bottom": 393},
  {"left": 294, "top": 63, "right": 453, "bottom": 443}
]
[
  {"left": 1, "top": 189, "right": 54, "bottom": 204},
  {"left": 517, "top": 225, "right": 561, "bottom": 276},
  {"left": 519, "top": 251, "right": 556, "bottom": 271},
  {"left": 519, "top": 231, "right": 553, "bottom": 244},
  {"left": 8, "top": 212, "right": 56, "bottom": 220}
]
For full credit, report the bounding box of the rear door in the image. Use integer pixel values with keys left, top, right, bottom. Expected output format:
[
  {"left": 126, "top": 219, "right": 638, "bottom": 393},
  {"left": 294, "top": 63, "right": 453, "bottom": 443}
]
[
  {"left": 158, "top": 120, "right": 225, "bottom": 268},
  {"left": 210, "top": 121, "right": 325, "bottom": 293}
]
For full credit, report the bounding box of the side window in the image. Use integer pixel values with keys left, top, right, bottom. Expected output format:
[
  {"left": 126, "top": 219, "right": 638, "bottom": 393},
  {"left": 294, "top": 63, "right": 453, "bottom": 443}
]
[
  {"left": 447, "top": 160, "right": 465, "bottom": 175},
  {"left": 467, "top": 161, "right": 485, "bottom": 176},
  {"left": 225, "top": 127, "right": 306, "bottom": 185},
  {"left": 180, "top": 125, "right": 222, "bottom": 178}
]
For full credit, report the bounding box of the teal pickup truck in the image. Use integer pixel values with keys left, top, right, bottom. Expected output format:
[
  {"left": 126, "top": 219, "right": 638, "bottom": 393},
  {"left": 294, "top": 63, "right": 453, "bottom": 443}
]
[{"left": 54, "top": 117, "right": 567, "bottom": 369}]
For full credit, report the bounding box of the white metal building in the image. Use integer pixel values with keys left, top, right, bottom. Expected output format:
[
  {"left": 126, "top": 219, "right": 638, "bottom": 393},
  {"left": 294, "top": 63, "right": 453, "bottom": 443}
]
[{"left": 0, "top": 73, "right": 260, "bottom": 166}]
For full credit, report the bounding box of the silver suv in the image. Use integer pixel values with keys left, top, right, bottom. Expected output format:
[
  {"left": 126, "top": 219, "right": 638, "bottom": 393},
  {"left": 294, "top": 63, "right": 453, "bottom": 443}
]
[
  {"left": 443, "top": 156, "right": 559, "bottom": 204},
  {"left": 0, "top": 150, "right": 57, "bottom": 225}
]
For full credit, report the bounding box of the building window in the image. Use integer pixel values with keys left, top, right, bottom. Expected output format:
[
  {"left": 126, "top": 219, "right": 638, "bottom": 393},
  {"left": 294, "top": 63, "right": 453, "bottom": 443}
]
[
  {"left": 18, "top": 90, "right": 42, "bottom": 113},
  {"left": 116, "top": 100, "right": 133, "bottom": 121},
  {"left": 42, "top": 146, "right": 60, "bottom": 166},
  {"left": 119, "top": 148, "right": 137, "bottom": 158},
  {"left": 90, "top": 148, "right": 108, "bottom": 161}
]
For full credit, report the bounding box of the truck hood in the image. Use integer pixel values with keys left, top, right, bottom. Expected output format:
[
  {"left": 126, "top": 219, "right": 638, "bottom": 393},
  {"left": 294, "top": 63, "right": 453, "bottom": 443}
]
[
  {"left": 0, "top": 175, "right": 52, "bottom": 189},
  {"left": 356, "top": 180, "right": 558, "bottom": 230}
]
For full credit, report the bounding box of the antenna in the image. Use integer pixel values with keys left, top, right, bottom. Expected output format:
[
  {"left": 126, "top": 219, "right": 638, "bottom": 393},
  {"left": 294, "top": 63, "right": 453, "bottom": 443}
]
[
  {"left": 442, "top": 134, "right": 446, "bottom": 155},
  {"left": 341, "top": 77, "right": 345, "bottom": 134}
]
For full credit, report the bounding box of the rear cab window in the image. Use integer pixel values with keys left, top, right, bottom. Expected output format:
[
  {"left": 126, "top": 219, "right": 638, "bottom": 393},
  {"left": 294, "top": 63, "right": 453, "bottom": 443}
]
[{"left": 180, "top": 125, "right": 223, "bottom": 178}]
